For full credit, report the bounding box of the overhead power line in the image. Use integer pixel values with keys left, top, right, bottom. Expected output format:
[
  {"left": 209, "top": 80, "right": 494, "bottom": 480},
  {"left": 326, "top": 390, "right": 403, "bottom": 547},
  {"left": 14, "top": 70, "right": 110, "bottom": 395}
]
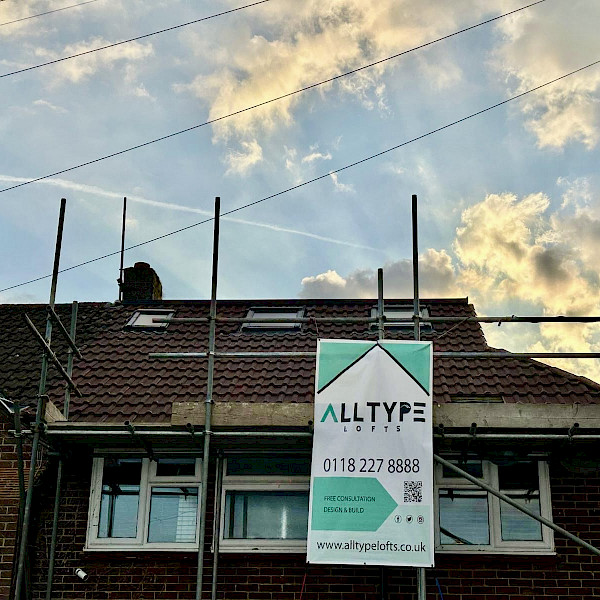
[
  {"left": 0, "top": 0, "right": 102, "bottom": 27},
  {"left": 0, "top": 0, "right": 273, "bottom": 78},
  {"left": 1, "top": 57, "right": 599, "bottom": 295},
  {"left": 0, "top": 0, "right": 547, "bottom": 196}
]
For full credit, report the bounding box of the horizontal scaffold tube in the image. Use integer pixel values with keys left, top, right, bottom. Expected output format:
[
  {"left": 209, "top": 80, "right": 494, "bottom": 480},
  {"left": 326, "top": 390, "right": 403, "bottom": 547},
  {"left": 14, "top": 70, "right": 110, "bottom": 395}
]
[{"left": 149, "top": 351, "right": 600, "bottom": 359}]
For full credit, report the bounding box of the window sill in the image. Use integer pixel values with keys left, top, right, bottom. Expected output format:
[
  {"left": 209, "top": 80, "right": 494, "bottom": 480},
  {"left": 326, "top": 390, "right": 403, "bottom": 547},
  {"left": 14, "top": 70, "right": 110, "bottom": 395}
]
[
  {"left": 84, "top": 544, "right": 199, "bottom": 552},
  {"left": 220, "top": 542, "right": 307, "bottom": 554},
  {"left": 436, "top": 547, "right": 555, "bottom": 555}
]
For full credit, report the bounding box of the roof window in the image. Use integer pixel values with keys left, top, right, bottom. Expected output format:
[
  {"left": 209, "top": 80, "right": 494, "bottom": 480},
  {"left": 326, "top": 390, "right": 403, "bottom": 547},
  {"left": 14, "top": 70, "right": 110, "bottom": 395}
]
[
  {"left": 126, "top": 309, "right": 174, "bottom": 330},
  {"left": 241, "top": 307, "right": 305, "bottom": 331},
  {"left": 370, "top": 305, "right": 431, "bottom": 329}
]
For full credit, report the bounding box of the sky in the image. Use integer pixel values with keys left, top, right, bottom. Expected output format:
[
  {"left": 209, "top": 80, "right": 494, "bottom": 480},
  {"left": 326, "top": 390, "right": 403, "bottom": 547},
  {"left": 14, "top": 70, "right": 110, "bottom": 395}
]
[{"left": 1, "top": 0, "right": 600, "bottom": 380}]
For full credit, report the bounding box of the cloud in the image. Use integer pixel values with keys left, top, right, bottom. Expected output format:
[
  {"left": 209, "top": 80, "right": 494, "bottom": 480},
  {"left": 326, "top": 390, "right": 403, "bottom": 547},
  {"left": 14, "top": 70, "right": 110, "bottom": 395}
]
[
  {"left": 492, "top": 0, "right": 600, "bottom": 149},
  {"left": 300, "top": 249, "right": 459, "bottom": 298},
  {"left": 302, "top": 151, "right": 332, "bottom": 163},
  {"left": 34, "top": 37, "right": 153, "bottom": 84},
  {"left": 300, "top": 183, "right": 600, "bottom": 381},
  {"left": 175, "top": 0, "right": 485, "bottom": 143},
  {"left": 329, "top": 172, "right": 355, "bottom": 193},
  {"left": 33, "top": 99, "right": 67, "bottom": 113},
  {"left": 225, "top": 139, "right": 263, "bottom": 175}
]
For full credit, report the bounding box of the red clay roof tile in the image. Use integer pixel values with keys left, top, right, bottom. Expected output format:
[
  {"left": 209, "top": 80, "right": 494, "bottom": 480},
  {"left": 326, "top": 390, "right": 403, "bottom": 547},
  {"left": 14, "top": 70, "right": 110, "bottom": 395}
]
[{"left": 1, "top": 298, "right": 599, "bottom": 424}]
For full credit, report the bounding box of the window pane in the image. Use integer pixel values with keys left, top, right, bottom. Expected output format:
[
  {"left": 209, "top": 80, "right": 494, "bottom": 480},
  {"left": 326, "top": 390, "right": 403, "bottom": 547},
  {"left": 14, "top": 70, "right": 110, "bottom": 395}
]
[
  {"left": 442, "top": 459, "right": 483, "bottom": 479},
  {"left": 500, "top": 495, "right": 542, "bottom": 541},
  {"left": 243, "top": 308, "right": 303, "bottom": 329},
  {"left": 155, "top": 458, "right": 196, "bottom": 477},
  {"left": 499, "top": 462, "right": 542, "bottom": 541},
  {"left": 224, "top": 491, "right": 308, "bottom": 539},
  {"left": 227, "top": 456, "right": 310, "bottom": 476},
  {"left": 439, "top": 489, "right": 489, "bottom": 545},
  {"left": 148, "top": 487, "right": 198, "bottom": 543},
  {"left": 99, "top": 458, "right": 142, "bottom": 538}
]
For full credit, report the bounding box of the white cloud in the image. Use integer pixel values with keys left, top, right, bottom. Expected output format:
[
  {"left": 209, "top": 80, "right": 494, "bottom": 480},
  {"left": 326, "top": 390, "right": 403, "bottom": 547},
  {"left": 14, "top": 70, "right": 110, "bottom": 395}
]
[
  {"left": 176, "top": 0, "right": 485, "bottom": 144},
  {"left": 33, "top": 99, "right": 67, "bottom": 113},
  {"left": 329, "top": 172, "right": 355, "bottom": 193},
  {"left": 302, "top": 151, "right": 332, "bottom": 163},
  {"left": 300, "top": 249, "right": 459, "bottom": 298},
  {"left": 300, "top": 183, "right": 600, "bottom": 381},
  {"left": 493, "top": 0, "right": 600, "bottom": 149},
  {"left": 225, "top": 139, "right": 263, "bottom": 175},
  {"left": 34, "top": 37, "right": 153, "bottom": 84}
]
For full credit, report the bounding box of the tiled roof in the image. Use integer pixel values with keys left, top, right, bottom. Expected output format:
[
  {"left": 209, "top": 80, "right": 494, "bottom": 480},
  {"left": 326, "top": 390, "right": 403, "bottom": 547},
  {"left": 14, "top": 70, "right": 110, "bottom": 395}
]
[{"left": 1, "top": 298, "right": 599, "bottom": 424}]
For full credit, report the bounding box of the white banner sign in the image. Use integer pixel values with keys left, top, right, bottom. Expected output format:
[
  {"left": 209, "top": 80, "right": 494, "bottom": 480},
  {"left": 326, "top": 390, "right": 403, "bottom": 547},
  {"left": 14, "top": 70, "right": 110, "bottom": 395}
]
[{"left": 307, "top": 340, "right": 434, "bottom": 567}]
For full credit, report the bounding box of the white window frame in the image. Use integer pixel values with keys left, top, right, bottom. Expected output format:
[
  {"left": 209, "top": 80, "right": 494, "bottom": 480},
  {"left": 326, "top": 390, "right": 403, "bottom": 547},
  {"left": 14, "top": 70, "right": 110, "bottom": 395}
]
[
  {"left": 125, "top": 309, "right": 174, "bottom": 329},
  {"left": 86, "top": 456, "right": 202, "bottom": 551},
  {"left": 434, "top": 458, "right": 554, "bottom": 554},
  {"left": 219, "top": 457, "right": 309, "bottom": 553},
  {"left": 241, "top": 307, "right": 305, "bottom": 331}
]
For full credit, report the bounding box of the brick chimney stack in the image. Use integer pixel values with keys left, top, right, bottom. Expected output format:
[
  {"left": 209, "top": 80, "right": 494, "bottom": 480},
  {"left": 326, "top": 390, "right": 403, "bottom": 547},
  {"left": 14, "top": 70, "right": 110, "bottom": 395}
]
[{"left": 120, "top": 262, "right": 162, "bottom": 302}]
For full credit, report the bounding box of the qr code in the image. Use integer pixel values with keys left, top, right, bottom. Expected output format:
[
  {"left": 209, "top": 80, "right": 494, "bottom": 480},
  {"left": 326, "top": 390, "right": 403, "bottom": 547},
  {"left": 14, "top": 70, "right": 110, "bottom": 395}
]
[{"left": 404, "top": 480, "right": 423, "bottom": 503}]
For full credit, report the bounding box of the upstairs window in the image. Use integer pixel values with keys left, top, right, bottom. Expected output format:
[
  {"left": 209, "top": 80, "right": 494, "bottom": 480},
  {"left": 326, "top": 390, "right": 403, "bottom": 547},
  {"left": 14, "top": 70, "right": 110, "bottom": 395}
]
[
  {"left": 126, "top": 309, "right": 174, "bottom": 330},
  {"left": 241, "top": 307, "right": 305, "bottom": 331},
  {"left": 220, "top": 455, "right": 310, "bottom": 552},
  {"left": 435, "top": 457, "right": 553, "bottom": 553},
  {"left": 370, "top": 305, "right": 431, "bottom": 330},
  {"left": 87, "top": 456, "right": 201, "bottom": 551}
]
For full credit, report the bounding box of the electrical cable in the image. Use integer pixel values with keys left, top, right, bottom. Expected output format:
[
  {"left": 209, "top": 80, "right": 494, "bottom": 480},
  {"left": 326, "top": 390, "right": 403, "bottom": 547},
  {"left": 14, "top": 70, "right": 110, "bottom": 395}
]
[
  {"left": 0, "top": 0, "right": 102, "bottom": 27},
  {"left": 0, "top": 0, "right": 548, "bottom": 196},
  {"left": 0, "top": 0, "right": 273, "bottom": 78},
  {"left": 1, "top": 57, "right": 599, "bottom": 295}
]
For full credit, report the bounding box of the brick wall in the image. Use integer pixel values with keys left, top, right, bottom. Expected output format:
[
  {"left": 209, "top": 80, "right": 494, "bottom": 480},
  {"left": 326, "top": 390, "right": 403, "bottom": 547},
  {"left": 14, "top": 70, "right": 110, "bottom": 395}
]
[
  {"left": 25, "top": 455, "right": 600, "bottom": 600},
  {"left": 0, "top": 415, "right": 32, "bottom": 600}
]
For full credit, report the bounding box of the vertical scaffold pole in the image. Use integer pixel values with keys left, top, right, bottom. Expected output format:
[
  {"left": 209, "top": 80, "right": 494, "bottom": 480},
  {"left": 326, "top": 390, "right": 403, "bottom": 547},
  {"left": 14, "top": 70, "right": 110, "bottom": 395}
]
[
  {"left": 412, "top": 195, "right": 420, "bottom": 344},
  {"left": 119, "top": 197, "right": 127, "bottom": 302},
  {"left": 377, "top": 268, "right": 387, "bottom": 599},
  {"left": 211, "top": 453, "right": 224, "bottom": 600},
  {"left": 45, "top": 300, "right": 78, "bottom": 600},
  {"left": 15, "top": 198, "right": 67, "bottom": 600},
  {"left": 412, "top": 194, "right": 427, "bottom": 600},
  {"left": 196, "top": 197, "right": 221, "bottom": 600}
]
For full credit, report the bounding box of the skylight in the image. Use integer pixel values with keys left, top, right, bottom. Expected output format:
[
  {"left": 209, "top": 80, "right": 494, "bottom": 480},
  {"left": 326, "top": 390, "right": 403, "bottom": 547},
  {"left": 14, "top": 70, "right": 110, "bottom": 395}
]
[
  {"left": 241, "top": 307, "right": 305, "bottom": 331},
  {"left": 126, "top": 309, "right": 174, "bottom": 329}
]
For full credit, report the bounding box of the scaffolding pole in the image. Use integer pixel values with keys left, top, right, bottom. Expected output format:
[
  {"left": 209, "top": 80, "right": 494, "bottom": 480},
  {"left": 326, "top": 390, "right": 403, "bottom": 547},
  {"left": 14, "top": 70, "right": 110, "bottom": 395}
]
[
  {"left": 412, "top": 195, "right": 427, "bottom": 600},
  {"left": 46, "top": 301, "right": 78, "bottom": 600},
  {"left": 157, "top": 315, "right": 600, "bottom": 325},
  {"left": 211, "top": 454, "right": 224, "bottom": 600},
  {"left": 196, "top": 197, "right": 221, "bottom": 600},
  {"left": 15, "top": 198, "right": 66, "bottom": 600},
  {"left": 118, "top": 197, "right": 127, "bottom": 302},
  {"left": 377, "top": 268, "right": 386, "bottom": 600}
]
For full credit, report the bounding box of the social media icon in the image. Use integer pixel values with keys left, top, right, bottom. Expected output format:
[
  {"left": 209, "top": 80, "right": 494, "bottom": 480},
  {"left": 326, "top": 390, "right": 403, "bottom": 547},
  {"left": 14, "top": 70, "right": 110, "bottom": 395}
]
[
  {"left": 406, "top": 515, "right": 413, "bottom": 524},
  {"left": 394, "top": 515, "right": 402, "bottom": 523},
  {"left": 417, "top": 515, "right": 424, "bottom": 524}
]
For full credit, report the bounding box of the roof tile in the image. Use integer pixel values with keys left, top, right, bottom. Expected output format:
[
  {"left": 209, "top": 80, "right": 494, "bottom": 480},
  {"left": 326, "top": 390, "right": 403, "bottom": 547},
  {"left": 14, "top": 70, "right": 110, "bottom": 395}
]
[{"left": 1, "top": 298, "right": 599, "bottom": 423}]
